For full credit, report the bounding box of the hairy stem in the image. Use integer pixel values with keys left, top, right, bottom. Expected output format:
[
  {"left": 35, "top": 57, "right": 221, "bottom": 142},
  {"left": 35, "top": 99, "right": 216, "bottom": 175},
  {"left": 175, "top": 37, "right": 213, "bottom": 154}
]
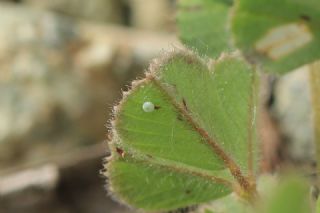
[
  {"left": 309, "top": 61, "right": 320, "bottom": 192},
  {"left": 248, "top": 70, "right": 258, "bottom": 181}
]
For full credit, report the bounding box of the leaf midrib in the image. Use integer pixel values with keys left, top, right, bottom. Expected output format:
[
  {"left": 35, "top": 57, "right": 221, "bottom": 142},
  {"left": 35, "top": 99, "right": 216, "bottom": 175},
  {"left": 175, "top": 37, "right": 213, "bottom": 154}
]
[
  {"left": 120, "top": 149, "right": 233, "bottom": 187},
  {"left": 147, "top": 75, "right": 252, "bottom": 191}
]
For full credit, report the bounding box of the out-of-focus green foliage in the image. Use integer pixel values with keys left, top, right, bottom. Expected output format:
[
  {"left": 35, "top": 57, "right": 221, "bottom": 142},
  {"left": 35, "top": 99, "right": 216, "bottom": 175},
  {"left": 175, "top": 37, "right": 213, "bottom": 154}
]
[
  {"left": 264, "top": 177, "right": 310, "bottom": 213},
  {"left": 177, "top": 0, "right": 233, "bottom": 58},
  {"left": 231, "top": 0, "right": 320, "bottom": 74},
  {"left": 201, "top": 193, "right": 252, "bottom": 213}
]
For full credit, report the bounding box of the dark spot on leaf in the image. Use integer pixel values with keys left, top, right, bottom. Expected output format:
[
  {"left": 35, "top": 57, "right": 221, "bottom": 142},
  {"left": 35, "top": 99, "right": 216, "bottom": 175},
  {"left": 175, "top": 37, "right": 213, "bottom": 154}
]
[
  {"left": 116, "top": 147, "right": 125, "bottom": 157},
  {"left": 182, "top": 98, "right": 189, "bottom": 111},
  {"left": 146, "top": 154, "right": 153, "bottom": 158},
  {"left": 167, "top": 206, "right": 198, "bottom": 213},
  {"left": 266, "top": 77, "right": 276, "bottom": 108},
  {"left": 154, "top": 105, "right": 161, "bottom": 110},
  {"left": 185, "top": 190, "right": 191, "bottom": 194},
  {"left": 177, "top": 114, "right": 184, "bottom": 121},
  {"left": 183, "top": 55, "right": 198, "bottom": 65},
  {"left": 300, "top": 14, "right": 311, "bottom": 21}
]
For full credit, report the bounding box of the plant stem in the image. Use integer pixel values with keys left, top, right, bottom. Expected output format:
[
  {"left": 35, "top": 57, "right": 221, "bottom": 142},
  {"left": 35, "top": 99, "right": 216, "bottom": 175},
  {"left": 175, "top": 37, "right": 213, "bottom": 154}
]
[
  {"left": 309, "top": 61, "right": 320, "bottom": 192},
  {"left": 248, "top": 69, "right": 259, "bottom": 181}
]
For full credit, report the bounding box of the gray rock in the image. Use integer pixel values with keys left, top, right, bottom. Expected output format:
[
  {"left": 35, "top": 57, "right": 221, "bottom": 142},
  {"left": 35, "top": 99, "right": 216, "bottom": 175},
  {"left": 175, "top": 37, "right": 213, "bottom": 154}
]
[
  {"left": 0, "top": 3, "right": 179, "bottom": 170},
  {"left": 0, "top": 2, "right": 178, "bottom": 213},
  {"left": 23, "top": 0, "right": 123, "bottom": 23},
  {"left": 0, "top": 4, "right": 89, "bottom": 167},
  {"left": 129, "top": 0, "right": 173, "bottom": 31},
  {"left": 271, "top": 66, "right": 314, "bottom": 162}
]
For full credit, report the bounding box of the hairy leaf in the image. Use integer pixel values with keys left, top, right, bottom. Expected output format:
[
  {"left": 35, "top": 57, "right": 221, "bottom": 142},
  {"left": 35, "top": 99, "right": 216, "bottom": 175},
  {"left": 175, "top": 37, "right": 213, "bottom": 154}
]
[
  {"left": 105, "top": 51, "right": 258, "bottom": 211},
  {"left": 177, "top": 0, "right": 233, "bottom": 58},
  {"left": 231, "top": 0, "right": 320, "bottom": 74}
]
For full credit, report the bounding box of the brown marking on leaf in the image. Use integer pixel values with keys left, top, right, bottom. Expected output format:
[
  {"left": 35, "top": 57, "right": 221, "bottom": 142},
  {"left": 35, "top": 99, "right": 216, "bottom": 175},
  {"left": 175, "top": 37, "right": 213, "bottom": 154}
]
[
  {"left": 185, "top": 190, "right": 191, "bottom": 194},
  {"left": 154, "top": 105, "right": 161, "bottom": 110},
  {"left": 300, "top": 14, "right": 311, "bottom": 22},
  {"left": 182, "top": 98, "right": 189, "bottom": 111},
  {"left": 146, "top": 154, "right": 153, "bottom": 158},
  {"left": 255, "top": 22, "right": 313, "bottom": 60},
  {"left": 116, "top": 147, "right": 125, "bottom": 158},
  {"left": 184, "top": 55, "right": 198, "bottom": 65},
  {"left": 177, "top": 114, "right": 184, "bottom": 121}
]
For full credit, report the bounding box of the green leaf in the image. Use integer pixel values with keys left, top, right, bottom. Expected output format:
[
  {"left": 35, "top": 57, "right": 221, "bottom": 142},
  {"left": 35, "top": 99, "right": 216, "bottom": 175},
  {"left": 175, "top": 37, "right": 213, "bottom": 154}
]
[
  {"left": 108, "top": 159, "right": 230, "bottom": 211},
  {"left": 264, "top": 177, "right": 311, "bottom": 213},
  {"left": 177, "top": 0, "right": 234, "bottom": 58},
  {"left": 105, "top": 51, "right": 258, "bottom": 211},
  {"left": 231, "top": 0, "right": 320, "bottom": 74},
  {"left": 199, "top": 193, "right": 253, "bottom": 213}
]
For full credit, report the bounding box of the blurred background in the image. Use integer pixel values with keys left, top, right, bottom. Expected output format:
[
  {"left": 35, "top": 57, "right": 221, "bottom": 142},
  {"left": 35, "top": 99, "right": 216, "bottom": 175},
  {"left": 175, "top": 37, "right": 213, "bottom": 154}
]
[
  {"left": 0, "top": 0, "right": 178, "bottom": 212},
  {"left": 0, "top": 0, "right": 315, "bottom": 212}
]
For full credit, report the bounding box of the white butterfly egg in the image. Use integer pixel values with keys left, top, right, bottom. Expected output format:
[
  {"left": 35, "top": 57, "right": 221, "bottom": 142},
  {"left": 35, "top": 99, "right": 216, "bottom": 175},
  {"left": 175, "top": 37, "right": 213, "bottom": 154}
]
[{"left": 142, "top": 101, "right": 155, "bottom": 112}]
